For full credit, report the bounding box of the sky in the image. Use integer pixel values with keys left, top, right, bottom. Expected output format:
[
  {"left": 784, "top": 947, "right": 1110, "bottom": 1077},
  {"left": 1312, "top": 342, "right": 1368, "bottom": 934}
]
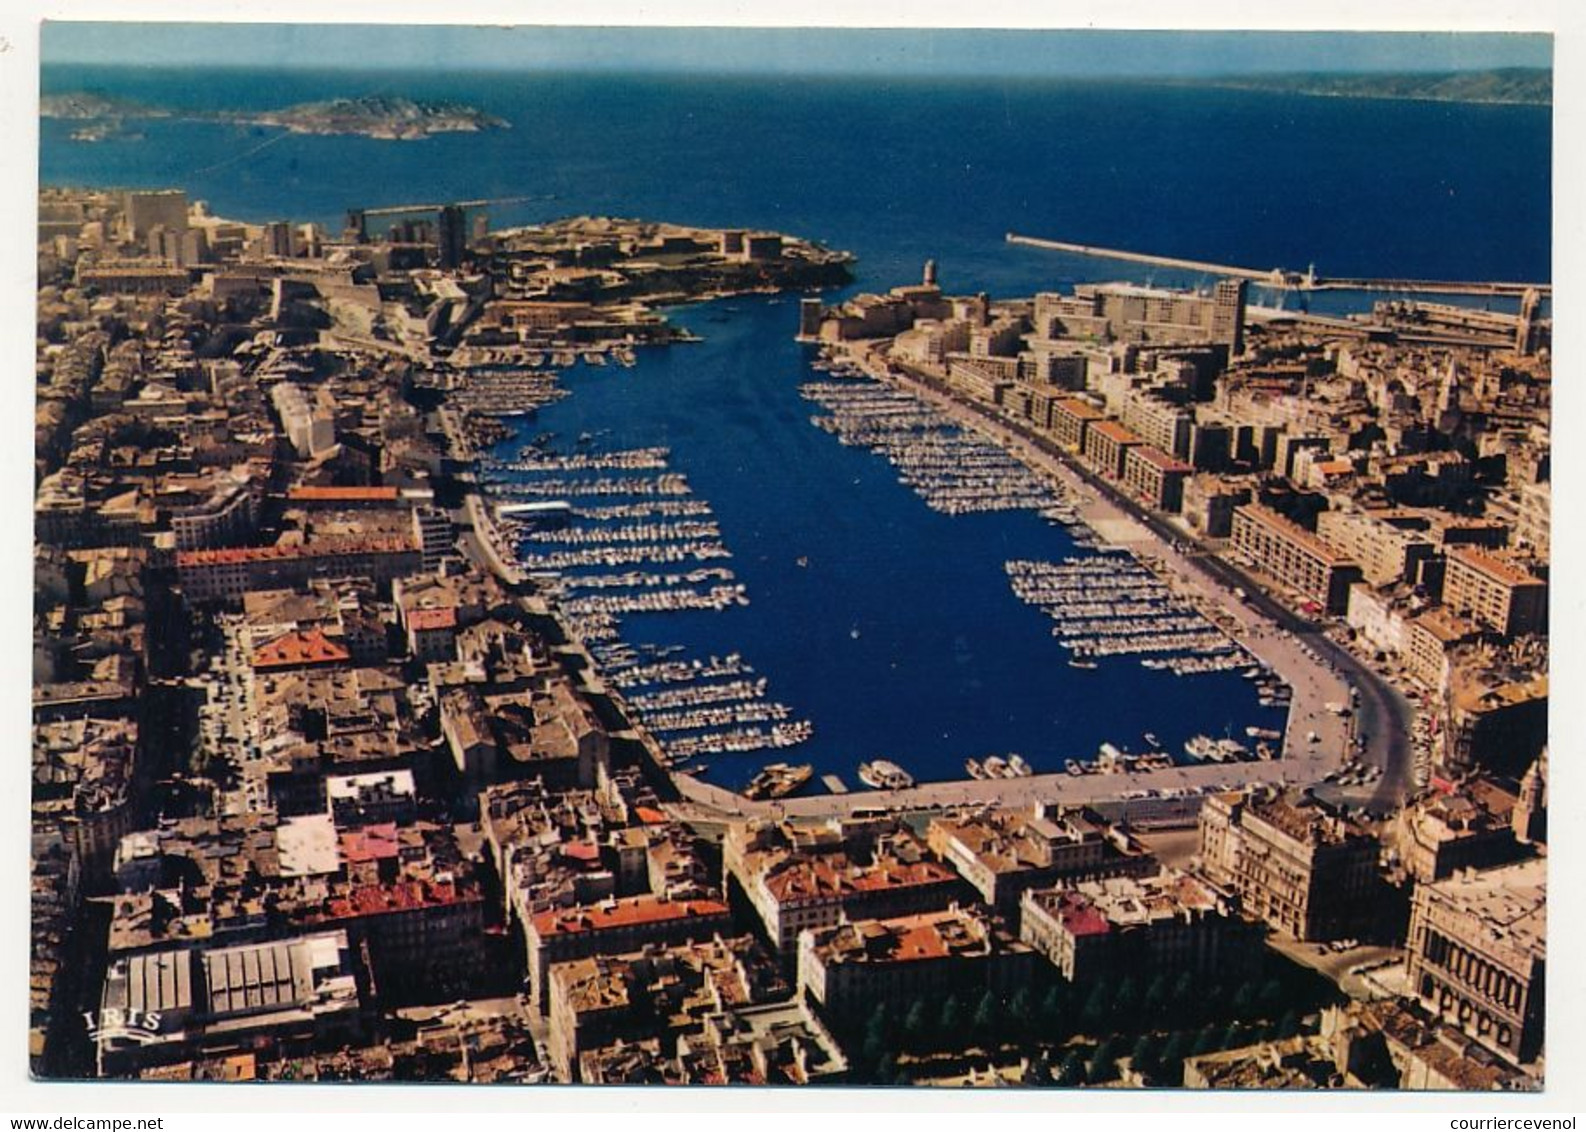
[{"left": 39, "top": 24, "right": 1554, "bottom": 77}]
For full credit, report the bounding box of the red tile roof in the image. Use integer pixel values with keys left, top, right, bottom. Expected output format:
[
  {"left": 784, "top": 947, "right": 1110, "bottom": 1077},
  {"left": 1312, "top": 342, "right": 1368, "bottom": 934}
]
[
  {"left": 407, "top": 606, "right": 458, "bottom": 632},
  {"left": 763, "top": 857, "right": 957, "bottom": 903},
  {"left": 251, "top": 627, "right": 351, "bottom": 670},
  {"left": 530, "top": 897, "right": 729, "bottom": 939},
  {"left": 1054, "top": 891, "right": 1113, "bottom": 938},
  {"left": 316, "top": 879, "right": 478, "bottom": 921},
  {"left": 287, "top": 486, "right": 401, "bottom": 503},
  {"left": 1055, "top": 398, "right": 1106, "bottom": 420},
  {"left": 1090, "top": 420, "right": 1142, "bottom": 446},
  {"left": 339, "top": 823, "right": 400, "bottom": 863}
]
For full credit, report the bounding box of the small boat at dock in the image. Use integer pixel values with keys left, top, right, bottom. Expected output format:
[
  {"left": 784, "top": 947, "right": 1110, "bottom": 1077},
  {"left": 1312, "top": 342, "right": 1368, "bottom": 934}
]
[
  {"left": 743, "top": 762, "right": 814, "bottom": 801},
  {"left": 858, "top": 759, "right": 914, "bottom": 790}
]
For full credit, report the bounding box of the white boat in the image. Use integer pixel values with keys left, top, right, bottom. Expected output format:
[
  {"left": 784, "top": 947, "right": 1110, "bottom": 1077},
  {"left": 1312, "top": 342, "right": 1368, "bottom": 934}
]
[
  {"left": 964, "top": 757, "right": 986, "bottom": 780},
  {"left": 1008, "top": 754, "right": 1032, "bottom": 777},
  {"left": 858, "top": 759, "right": 914, "bottom": 790},
  {"left": 983, "top": 755, "right": 1009, "bottom": 779}
]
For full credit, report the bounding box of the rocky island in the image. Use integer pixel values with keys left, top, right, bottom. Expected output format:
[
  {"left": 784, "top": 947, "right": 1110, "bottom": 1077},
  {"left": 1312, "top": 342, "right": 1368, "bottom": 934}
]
[
  {"left": 240, "top": 96, "right": 509, "bottom": 139},
  {"left": 42, "top": 91, "right": 508, "bottom": 140}
]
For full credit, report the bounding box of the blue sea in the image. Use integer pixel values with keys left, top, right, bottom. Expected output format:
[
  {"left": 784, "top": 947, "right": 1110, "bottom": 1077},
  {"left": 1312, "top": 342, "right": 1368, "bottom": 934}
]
[{"left": 40, "top": 65, "right": 1552, "bottom": 790}]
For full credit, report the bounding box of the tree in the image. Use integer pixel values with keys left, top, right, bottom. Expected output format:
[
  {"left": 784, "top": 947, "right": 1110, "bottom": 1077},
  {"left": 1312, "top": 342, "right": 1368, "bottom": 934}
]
[
  {"left": 1258, "top": 977, "right": 1288, "bottom": 1016},
  {"left": 902, "top": 999, "right": 930, "bottom": 1052},
  {"left": 1056, "top": 1051, "right": 1088, "bottom": 1086},
  {"left": 1231, "top": 981, "right": 1258, "bottom": 1017},
  {"left": 1202, "top": 983, "right": 1229, "bottom": 1026},
  {"left": 875, "top": 1052, "right": 899, "bottom": 1086},
  {"left": 1131, "top": 1033, "right": 1161, "bottom": 1081},
  {"left": 1276, "top": 1008, "right": 1302, "bottom": 1040},
  {"left": 1009, "top": 987, "right": 1035, "bottom": 1045},
  {"left": 864, "top": 1000, "right": 892, "bottom": 1047},
  {"left": 1191, "top": 1023, "right": 1221, "bottom": 1057},
  {"left": 937, "top": 994, "right": 962, "bottom": 1040},
  {"left": 1157, "top": 1031, "right": 1191, "bottom": 1087},
  {"left": 1143, "top": 973, "right": 1171, "bottom": 1019},
  {"left": 1040, "top": 984, "right": 1069, "bottom": 1040},
  {"left": 1112, "top": 975, "right": 1141, "bottom": 1030},
  {"left": 1168, "top": 971, "right": 1199, "bottom": 1026},
  {"left": 972, "top": 989, "right": 1000, "bottom": 1045},
  {"left": 1081, "top": 981, "right": 1112, "bottom": 1033},
  {"left": 1220, "top": 1021, "right": 1248, "bottom": 1051},
  {"left": 1088, "top": 1037, "right": 1121, "bottom": 1084}
]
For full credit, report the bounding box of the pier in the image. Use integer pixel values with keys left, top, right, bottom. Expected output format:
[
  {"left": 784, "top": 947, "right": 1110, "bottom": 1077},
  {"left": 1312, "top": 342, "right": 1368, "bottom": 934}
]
[{"left": 1006, "top": 231, "right": 1550, "bottom": 298}]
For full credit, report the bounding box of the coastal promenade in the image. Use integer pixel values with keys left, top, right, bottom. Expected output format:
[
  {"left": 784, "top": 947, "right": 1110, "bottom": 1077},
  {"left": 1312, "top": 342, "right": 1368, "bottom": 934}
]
[{"left": 669, "top": 743, "right": 1331, "bottom": 823}]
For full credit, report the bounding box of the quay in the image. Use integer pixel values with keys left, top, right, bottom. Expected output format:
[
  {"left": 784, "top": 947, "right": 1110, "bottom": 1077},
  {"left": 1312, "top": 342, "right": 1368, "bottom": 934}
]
[{"left": 669, "top": 742, "right": 1328, "bottom": 823}]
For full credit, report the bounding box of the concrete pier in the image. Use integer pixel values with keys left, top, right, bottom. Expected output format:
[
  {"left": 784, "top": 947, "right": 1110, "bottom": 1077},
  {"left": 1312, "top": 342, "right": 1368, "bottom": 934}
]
[{"left": 1007, "top": 231, "right": 1550, "bottom": 298}]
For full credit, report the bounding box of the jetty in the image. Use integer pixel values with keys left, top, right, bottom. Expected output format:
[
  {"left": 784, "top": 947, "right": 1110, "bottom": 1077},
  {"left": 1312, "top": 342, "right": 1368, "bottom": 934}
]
[{"left": 1007, "top": 231, "right": 1550, "bottom": 298}]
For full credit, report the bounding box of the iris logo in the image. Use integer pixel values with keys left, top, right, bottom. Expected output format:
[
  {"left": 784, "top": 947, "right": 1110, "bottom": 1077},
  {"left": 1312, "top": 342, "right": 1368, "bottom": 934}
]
[{"left": 82, "top": 1008, "right": 164, "bottom": 1044}]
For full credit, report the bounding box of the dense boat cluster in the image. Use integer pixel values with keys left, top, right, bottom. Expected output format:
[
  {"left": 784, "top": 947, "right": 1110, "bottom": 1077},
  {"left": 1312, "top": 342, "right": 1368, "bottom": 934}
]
[
  {"left": 444, "top": 369, "right": 570, "bottom": 417},
  {"left": 480, "top": 434, "right": 813, "bottom": 776},
  {"left": 801, "top": 380, "right": 1066, "bottom": 516},
  {"left": 1004, "top": 556, "right": 1252, "bottom": 669},
  {"left": 447, "top": 344, "right": 637, "bottom": 370}
]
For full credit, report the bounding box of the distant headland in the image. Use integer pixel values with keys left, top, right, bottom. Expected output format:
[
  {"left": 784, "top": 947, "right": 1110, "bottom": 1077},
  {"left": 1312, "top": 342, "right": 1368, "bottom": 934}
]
[{"left": 1180, "top": 67, "right": 1551, "bottom": 107}]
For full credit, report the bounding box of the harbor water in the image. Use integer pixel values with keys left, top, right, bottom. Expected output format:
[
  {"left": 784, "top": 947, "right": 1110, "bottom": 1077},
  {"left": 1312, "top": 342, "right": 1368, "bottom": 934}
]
[{"left": 486, "top": 299, "right": 1288, "bottom": 790}]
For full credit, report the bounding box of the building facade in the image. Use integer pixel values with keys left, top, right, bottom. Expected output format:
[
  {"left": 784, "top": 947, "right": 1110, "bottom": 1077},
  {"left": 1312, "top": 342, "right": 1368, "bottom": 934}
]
[{"left": 1405, "top": 858, "right": 1545, "bottom": 1064}]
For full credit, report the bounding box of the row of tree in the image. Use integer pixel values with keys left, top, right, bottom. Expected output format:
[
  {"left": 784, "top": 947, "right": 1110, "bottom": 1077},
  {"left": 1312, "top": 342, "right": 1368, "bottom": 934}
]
[
  {"left": 841, "top": 965, "right": 1332, "bottom": 1085},
  {"left": 1032, "top": 1012, "right": 1306, "bottom": 1087}
]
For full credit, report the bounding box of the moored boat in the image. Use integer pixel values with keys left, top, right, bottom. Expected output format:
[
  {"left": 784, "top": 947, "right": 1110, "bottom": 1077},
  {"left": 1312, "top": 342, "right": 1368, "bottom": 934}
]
[
  {"left": 858, "top": 759, "right": 914, "bottom": 790},
  {"left": 743, "top": 762, "right": 814, "bottom": 800}
]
